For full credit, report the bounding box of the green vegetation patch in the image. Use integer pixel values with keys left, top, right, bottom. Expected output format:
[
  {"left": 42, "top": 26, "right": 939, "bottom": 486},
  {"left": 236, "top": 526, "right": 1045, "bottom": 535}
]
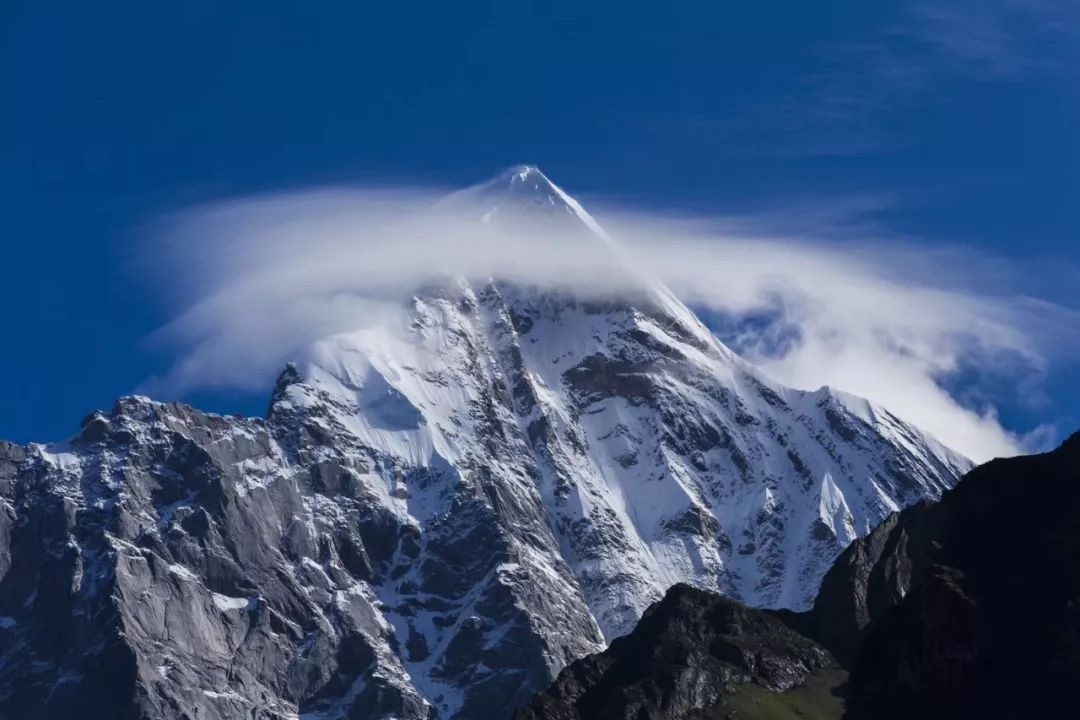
[{"left": 705, "top": 667, "right": 848, "bottom": 720}]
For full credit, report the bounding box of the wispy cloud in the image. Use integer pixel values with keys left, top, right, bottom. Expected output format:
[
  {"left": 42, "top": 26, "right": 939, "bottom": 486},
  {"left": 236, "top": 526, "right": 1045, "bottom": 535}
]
[
  {"left": 899, "top": 0, "right": 1080, "bottom": 78},
  {"left": 699, "top": 0, "right": 1080, "bottom": 159},
  {"left": 617, "top": 219, "right": 1079, "bottom": 461},
  {"left": 135, "top": 180, "right": 1080, "bottom": 464}
]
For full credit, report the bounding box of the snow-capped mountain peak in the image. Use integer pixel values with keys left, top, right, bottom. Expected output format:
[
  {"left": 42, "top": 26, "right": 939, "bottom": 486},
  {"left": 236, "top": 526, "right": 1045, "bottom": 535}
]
[
  {"left": 265, "top": 168, "right": 970, "bottom": 714},
  {"left": 0, "top": 167, "right": 971, "bottom": 720},
  {"left": 440, "top": 164, "right": 614, "bottom": 245},
  {"left": 466, "top": 164, "right": 570, "bottom": 210}
]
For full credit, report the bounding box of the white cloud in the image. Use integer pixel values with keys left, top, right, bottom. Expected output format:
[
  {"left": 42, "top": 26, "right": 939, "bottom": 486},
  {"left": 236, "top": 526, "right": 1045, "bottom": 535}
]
[
  {"left": 607, "top": 213, "right": 1080, "bottom": 462},
  {"left": 135, "top": 181, "right": 1080, "bottom": 464}
]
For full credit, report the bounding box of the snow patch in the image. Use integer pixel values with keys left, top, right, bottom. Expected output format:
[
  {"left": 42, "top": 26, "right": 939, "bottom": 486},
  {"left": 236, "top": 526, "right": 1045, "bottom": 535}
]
[
  {"left": 818, "top": 473, "right": 856, "bottom": 546},
  {"left": 211, "top": 593, "right": 252, "bottom": 612}
]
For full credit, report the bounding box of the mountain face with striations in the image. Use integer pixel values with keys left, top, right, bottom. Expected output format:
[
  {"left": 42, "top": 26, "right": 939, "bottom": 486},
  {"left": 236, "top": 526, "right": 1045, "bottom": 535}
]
[{"left": 0, "top": 167, "right": 968, "bottom": 720}]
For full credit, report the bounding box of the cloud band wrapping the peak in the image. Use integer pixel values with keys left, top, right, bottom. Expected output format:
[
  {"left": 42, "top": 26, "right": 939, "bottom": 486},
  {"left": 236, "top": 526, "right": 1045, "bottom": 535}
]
[{"left": 136, "top": 176, "right": 1080, "bottom": 464}]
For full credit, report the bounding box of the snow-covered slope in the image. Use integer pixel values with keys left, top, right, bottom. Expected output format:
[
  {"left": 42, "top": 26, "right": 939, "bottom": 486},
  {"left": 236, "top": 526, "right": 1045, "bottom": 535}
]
[{"left": 0, "top": 167, "right": 969, "bottom": 720}]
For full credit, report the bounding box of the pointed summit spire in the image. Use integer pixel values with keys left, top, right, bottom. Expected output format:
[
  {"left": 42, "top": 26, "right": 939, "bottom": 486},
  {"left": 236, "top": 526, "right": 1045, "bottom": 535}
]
[
  {"left": 439, "top": 164, "right": 615, "bottom": 247},
  {"left": 491, "top": 164, "right": 561, "bottom": 202},
  {"left": 451, "top": 164, "right": 571, "bottom": 213}
]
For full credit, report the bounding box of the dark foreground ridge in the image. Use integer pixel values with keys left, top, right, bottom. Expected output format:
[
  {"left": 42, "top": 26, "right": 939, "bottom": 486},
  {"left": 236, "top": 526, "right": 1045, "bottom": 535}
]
[
  {"left": 807, "top": 430, "right": 1080, "bottom": 718},
  {"left": 514, "top": 584, "right": 845, "bottom": 720},
  {"left": 518, "top": 432, "right": 1080, "bottom": 719}
]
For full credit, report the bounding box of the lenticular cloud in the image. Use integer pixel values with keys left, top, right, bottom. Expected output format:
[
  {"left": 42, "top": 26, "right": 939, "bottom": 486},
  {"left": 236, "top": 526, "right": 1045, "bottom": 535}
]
[{"left": 136, "top": 169, "right": 1079, "bottom": 462}]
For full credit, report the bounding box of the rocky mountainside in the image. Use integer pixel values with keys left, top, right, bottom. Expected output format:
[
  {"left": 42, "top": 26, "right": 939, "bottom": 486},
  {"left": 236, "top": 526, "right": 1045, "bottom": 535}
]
[
  {"left": 514, "top": 584, "right": 844, "bottom": 720},
  {"left": 0, "top": 167, "right": 967, "bottom": 719},
  {"left": 519, "top": 432, "right": 1080, "bottom": 720}
]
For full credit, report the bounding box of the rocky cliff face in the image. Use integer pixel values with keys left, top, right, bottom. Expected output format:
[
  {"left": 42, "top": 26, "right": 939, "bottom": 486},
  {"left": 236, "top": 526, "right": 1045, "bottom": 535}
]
[{"left": 0, "top": 167, "right": 967, "bottom": 719}]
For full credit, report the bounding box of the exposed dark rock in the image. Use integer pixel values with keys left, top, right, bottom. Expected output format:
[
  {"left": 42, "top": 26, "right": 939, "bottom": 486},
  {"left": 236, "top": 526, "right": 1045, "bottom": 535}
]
[
  {"left": 564, "top": 353, "right": 657, "bottom": 404},
  {"left": 514, "top": 584, "right": 843, "bottom": 720}
]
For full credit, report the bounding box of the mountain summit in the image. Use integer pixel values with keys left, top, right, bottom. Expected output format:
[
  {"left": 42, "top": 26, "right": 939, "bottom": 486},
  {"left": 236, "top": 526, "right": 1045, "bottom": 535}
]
[
  {"left": 0, "top": 169, "right": 969, "bottom": 719},
  {"left": 450, "top": 164, "right": 571, "bottom": 211},
  {"left": 439, "top": 164, "right": 612, "bottom": 241}
]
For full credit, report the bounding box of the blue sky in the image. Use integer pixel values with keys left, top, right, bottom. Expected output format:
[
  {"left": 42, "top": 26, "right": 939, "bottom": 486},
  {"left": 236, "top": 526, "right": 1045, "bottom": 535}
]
[{"left": 1, "top": 1, "right": 1077, "bottom": 446}]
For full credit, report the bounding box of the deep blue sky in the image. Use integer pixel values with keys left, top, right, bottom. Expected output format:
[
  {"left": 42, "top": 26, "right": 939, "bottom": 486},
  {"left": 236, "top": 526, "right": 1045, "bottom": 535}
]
[{"left": 1, "top": 1, "right": 1077, "bottom": 444}]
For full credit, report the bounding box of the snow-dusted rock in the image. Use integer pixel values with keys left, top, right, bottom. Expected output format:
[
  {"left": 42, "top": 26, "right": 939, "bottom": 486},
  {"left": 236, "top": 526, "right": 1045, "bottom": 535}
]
[{"left": 0, "top": 167, "right": 968, "bottom": 719}]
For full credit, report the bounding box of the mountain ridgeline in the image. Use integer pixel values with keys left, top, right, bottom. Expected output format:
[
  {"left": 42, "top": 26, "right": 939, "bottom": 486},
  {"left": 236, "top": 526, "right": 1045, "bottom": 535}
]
[
  {"left": 518, "top": 432, "right": 1080, "bottom": 719},
  {"left": 0, "top": 167, "right": 969, "bottom": 719}
]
